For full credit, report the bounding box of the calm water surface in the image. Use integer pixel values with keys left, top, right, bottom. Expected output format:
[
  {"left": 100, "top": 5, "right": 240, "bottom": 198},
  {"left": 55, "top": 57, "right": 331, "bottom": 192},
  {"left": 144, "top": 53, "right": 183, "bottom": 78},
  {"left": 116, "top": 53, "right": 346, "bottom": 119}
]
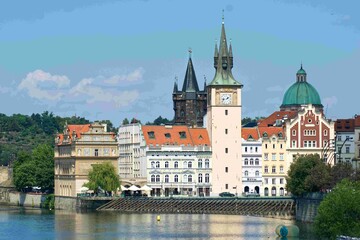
[{"left": 0, "top": 207, "right": 315, "bottom": 240}]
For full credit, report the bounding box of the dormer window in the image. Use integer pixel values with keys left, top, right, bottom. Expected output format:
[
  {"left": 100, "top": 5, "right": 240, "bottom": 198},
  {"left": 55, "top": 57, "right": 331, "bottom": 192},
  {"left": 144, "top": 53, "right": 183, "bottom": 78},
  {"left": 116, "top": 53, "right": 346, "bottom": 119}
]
[
  {"left": 148, "top": 131, "right": 155, "bottom": 139},
  {"left": 263, "top": 132, "right": 268, "bottom": 138},
  {"left": 165, "top": 133, "right": 171, "bottom": 139},
  {"left": 179, "top": 131, "right": 186, "bottom": 139},
  {"left": 278, "top": 132, "right": 283, "bottom": 138}
]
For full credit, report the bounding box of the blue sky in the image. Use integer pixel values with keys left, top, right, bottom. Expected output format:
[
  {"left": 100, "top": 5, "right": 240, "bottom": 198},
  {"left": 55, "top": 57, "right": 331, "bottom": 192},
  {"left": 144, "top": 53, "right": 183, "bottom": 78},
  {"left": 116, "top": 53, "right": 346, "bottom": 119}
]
[{"left": 0, "top": 0, "right": 359, "bottom": 125}]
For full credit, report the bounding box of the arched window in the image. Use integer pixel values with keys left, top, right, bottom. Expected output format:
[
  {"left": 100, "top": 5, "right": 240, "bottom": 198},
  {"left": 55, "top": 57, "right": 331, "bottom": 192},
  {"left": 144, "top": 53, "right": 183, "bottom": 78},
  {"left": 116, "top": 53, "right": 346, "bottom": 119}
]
[
  {"left": 280, "top": 166, "right": 284, "bottom": 173},
  {"left": 165, "top": 175, "right": 169, "bottom": 183},
  {"left": 271, "top": 187, "right": 276, "bottom": 196},
  {"left": 183, "top": 161, "right": 187, "bottom": 168},
  {"left": 264, "top": 166, "right": 269, "bottom": 173},
  {"left": 198, "top": 173, "right": 203, "bottom": 183},
  {"left": 151, "top": 161, "right": 155, "bottom": 168},
  {"left": 280, "top": 187, "right": 285, "bottom": 196},
  {"left": 250, "top": 158, "right": 254, "bottom": 165},
  {"left": 198, "top": 159, "right": 203, "bottom": 168},
  {"left": 165, "top": 161, "right": 169, "bottom": 168},
  {"left": 264, "top": 187, "right": 269, "bottom": 196},
  {"left": 272, "top": 166, "right": 276, "bottom": 173},
  {"left": 156, "top": 175, "right": 160, "bottom": 182},
  {"left": 255, "top": 170, "right": 259, "bottom": 176},
  {"left": 205, "top": 159, "right": 209, "bottom": 168},
  {"left": 156, "top": 161, "right": 160, "bottom": 168},
  {"left": 244, "top": 158, "right": 249, "bottom": 165},
  {"left": 174, "top": 161, "right": 178, "bottom": 168},
  {"left": 188, "top": 161, "right": 192, "bottom": 168},
  {"left": 205, "top": 173, "right": 210, "bottom": 183},
  {"left": 174, "top": 175, "right": 178, "bottom": 182},
  {"left": 188, "top": 175, "right": 192, "bottom": 182},
  {"left": 183, "top": 175, "right": 188, "bottom": 182},
  {"left": 151, "top": 175, "right": 155, "bottom": 182},
  {"left": 244, "top": 170, "right": 248, "bottom": 176},
  {"left": 255, "top": 158, "right": 259, "bottom": 165}
]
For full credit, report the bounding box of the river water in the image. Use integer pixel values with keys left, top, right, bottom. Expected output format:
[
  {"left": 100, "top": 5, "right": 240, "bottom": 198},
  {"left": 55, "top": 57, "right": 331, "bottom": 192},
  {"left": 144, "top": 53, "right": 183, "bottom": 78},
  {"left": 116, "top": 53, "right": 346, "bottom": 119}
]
[{"left": 0, "top": 207, "right": 315, "bottom": 239}]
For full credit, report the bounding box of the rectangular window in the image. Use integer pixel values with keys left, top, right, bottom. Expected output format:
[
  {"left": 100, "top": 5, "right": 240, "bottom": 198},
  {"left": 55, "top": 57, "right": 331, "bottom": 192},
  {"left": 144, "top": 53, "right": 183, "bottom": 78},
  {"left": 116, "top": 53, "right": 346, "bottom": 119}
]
[
  {"left": 280, "top": 153, "right": 284, "bottom": 161},
  {"left": 280, "top": 178, "right": 284, "bottom": 184},
  {"left": 346, "top": 147, "right": 350, "bottom": 154},
  {"left": 225, "top": 110, "right": 228, "bottom": 115},
  {"left": 225, "top": 129, "right": 228, "bottom": 134},
  {"left": 273, "top": 144, "right": 275, "bottom": 149},
  {"left": 225, "top": 184, "right": 228, "bottom": 189},
  {"left": 225, "top": 167, "right": 228, "bottom": 173},
  {"left": 304, "top": 141, "right": 308, "bottom": 148},
  {"left": 280, "top": 144, "right": 283, "bottom": 149},
  {"left": 225, "top": 148, "right": 228, "bottom": 154},
  {"left": 264, "top": 153, "right": 268, "bottom": 160},
  {"left": 265, "top": 144, "right": 268, "bottom": 149},
  {"left": 272, "top": 153, "right": 276, "bottom": 161},
  {"left": 337, "top": 135, "right": 342, "bottom": 141},
  {"left": 292, "top": 141, "right": 296, "bottom": 148},
  {"left": 94, "top": 149, "right": 99, "bottom": 157},
  {"left": 264, "top": 178, "right": 268, "bottom": 184},
  {"left": 312, "top": 141, "right": 316, "bottom": 147},
  {"left": 272, "top": 178, "right": 276, "bottom": 184}
]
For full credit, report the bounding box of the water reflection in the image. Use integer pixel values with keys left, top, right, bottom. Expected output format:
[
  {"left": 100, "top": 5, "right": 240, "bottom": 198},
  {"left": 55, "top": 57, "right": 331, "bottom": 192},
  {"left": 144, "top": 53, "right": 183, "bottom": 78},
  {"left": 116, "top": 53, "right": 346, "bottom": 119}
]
[{"left": 0, "top": 208, "right": 314, "bottom": 240}]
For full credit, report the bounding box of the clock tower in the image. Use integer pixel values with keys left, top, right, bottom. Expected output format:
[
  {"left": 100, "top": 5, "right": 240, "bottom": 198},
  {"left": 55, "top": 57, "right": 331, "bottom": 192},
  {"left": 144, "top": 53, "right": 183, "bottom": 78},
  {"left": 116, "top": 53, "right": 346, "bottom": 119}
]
[{"left": 207, "top": 17, "right": 243, "bottom": 195}]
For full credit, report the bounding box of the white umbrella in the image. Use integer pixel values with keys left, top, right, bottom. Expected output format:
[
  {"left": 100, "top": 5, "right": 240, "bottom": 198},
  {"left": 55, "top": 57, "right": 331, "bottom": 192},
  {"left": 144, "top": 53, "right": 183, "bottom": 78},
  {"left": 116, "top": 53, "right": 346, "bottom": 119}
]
[
  {"left": 140, "top": 185, "right": 152, "bottom": 191},
  {"left": 80, "top": 186, "right": 89, "bottom": 192},
  {"left": 121, "top": 185, "right": 128, "bottom": 191},
  {"left": 128, "top": 185, "right": 140, "bottom": 191}
]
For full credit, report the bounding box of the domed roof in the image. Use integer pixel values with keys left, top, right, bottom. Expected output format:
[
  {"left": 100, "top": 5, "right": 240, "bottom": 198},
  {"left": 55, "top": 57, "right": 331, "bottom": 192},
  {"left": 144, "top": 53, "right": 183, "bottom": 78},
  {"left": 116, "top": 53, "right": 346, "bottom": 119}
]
[{"left": 281, "top": 66, "right": 322, "bottom": 109}]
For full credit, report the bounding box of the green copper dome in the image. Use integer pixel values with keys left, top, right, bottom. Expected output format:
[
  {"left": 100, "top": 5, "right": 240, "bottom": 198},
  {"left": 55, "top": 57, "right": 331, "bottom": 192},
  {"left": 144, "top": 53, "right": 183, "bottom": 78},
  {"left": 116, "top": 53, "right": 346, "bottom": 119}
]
[{"left": 281, "top": 66, "right": 323, "bottom": 109}]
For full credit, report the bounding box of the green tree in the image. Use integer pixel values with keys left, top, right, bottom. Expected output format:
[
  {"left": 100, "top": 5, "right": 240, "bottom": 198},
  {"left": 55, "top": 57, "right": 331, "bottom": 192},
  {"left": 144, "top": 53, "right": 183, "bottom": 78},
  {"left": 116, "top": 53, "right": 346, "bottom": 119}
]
[
  {"left": 122, "top": 118, "right": 129, "bottom": 125},
  {"left": 330, "top": 162, "right": 354, "bottom": 188},
  {"left": 13, "top": 144, "right": 54, "bottom": 192},
  {"left": 84, "top": 162, "right": 120, "bottom": 195},
  {"left": 286, "top": 154, "right": 330, "bottom": 196},
  {"left": 314, "top": 179, "right": 360, "bottom": 239}
]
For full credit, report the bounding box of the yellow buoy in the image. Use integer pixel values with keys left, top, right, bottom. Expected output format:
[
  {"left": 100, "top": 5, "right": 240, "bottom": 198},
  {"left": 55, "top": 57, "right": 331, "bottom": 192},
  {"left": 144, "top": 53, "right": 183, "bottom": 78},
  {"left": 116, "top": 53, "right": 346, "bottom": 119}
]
[{"left": 157, "top": 215, "right": 161, "bottom": 221}]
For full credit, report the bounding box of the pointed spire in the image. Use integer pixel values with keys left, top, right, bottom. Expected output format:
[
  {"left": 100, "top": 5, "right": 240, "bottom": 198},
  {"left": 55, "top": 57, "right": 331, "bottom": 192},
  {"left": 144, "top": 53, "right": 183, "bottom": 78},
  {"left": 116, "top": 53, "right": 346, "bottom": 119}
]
[
  {"left": 296, "top": 63, "right": 307, "bottom": 82},
  {"left": 222, "top": 9, "right": 225, "bottom": 24},
  {"left": 229, "top": 39, "right": 233, "bottom": 57},
  {"left": 182, "top": 50, "right": 199, "bottom": 92},
  {"left": 209, "top": 14, "right": 242, "bottom": 87},
  {"left": 203, "top": 75, "right": 207, "bottom": 91},
  {"left": 214, "top": 39, "right": 219, "bottom": 57},
  {"left": 173, "top": 76, "right": 178, "bottom": 93}
]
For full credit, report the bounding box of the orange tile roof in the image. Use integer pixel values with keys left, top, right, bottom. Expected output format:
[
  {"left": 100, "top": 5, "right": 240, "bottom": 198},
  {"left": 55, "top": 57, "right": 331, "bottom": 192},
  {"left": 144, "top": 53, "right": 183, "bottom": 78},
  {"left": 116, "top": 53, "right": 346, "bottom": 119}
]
[
  {"left": 258, "top": 111, "right": 297, "bottom": 127},
  {"left": 355, "top": 115, "right": 360, "bottom": 127},
  {"left": 258, "top": 126, "right": 284, "bottom": 138},
  {"left": 57, "top": 124, "right": 91, "bottom": 145},
  {"left": 242, "top": 128, "right": 260, "bottom": 140},
  {"left": 335, "top": 119, "right": 354, "bottom": 132},
  {"left": 141, "top": 125, "right": 210, "bottom": 146}
]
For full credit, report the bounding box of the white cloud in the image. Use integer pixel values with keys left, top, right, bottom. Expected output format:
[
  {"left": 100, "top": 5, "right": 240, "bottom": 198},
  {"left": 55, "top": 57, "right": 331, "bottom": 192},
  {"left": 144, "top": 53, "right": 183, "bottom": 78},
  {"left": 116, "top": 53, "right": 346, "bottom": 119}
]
[
  {"left": 322, "top": 96, "right": 338, "bottom": 108},
  {"left": 103, "top": 67, "right": 144, "bottom": 84},
  {"left": 18, "top": 69, "right": 70, "bottom": 101},
  {"left": 70, "top": 78, "right": 139, "bottom": 107},
  {"left": 266, "top": 85, "right": 283, "bottom": 92}
]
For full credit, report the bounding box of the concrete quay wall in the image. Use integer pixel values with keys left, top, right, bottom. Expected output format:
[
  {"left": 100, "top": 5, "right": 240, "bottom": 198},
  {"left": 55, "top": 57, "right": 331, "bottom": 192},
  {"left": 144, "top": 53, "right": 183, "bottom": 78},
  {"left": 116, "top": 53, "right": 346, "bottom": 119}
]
[{"left": 295, "top": 192, "right": 326, "bottom": 222}]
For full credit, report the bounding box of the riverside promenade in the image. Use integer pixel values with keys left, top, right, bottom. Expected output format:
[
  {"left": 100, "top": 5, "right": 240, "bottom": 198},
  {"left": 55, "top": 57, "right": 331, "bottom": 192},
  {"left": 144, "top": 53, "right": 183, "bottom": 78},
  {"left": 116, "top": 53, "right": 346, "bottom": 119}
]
[{"left": 97, "top": 197, "right": 295, "bottom": 219}]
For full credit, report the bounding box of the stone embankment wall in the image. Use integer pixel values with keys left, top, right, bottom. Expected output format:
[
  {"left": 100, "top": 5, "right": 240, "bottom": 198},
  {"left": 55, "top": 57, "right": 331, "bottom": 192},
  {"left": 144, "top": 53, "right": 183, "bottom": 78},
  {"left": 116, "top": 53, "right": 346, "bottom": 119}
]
[
  {"left": 295, "top": 192, "right": 326, "bottom": 222},
  {"left": 0, "top": 187, "right": 46, "bottom": 208},
  {"left": 54, "top": 196, "right": 112, "bottom": 210}
]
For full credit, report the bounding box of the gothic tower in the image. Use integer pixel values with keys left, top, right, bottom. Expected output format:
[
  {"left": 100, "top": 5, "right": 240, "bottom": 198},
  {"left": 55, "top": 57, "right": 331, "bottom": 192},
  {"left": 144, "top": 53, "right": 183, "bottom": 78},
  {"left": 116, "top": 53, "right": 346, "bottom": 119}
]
[
  {"left": 173, "top": 51, "right": 207, "bottom": 127},
  {"left": 206, "top": 16, "right": 243, "bottom": 195}
]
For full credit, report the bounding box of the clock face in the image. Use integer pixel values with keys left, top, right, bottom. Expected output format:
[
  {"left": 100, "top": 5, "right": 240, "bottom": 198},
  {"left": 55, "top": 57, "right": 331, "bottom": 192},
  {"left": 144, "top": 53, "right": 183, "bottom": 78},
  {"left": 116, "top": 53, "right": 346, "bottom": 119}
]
[{"left": 221, "top": 93, "right": 232, "bottom": 105}]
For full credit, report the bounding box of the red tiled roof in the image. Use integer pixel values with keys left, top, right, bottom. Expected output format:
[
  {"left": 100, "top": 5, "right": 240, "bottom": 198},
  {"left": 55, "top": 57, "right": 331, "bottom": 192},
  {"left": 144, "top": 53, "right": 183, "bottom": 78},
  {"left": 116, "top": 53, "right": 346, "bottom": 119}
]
[
  {"left": 258, "top": 111, "right": 297, "bottom": 127},
  {"left": 141, "top": 125, "right": 210, "bottom": 146},
  {"left": 57, "top": 124, "right": 91, "bottom": 145},
  {"left": 242, "top": 128, "right": 260, "bottom": 140},
  {"left": 335, "top": 119, "right": 354, "bottom": 132},
  {"left": 258, "top": 126, "right": 284, "bottom": 138},
  {"left": 355, "top": 115, "right": 360, "bottom": 127}
]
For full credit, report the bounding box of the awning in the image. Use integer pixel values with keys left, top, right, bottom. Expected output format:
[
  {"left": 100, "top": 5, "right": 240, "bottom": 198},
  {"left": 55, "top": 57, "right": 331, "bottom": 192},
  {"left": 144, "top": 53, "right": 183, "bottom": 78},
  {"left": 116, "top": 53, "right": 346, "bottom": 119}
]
[
  {"left": 80, "top": 186, "right": 89, "bottom": 192},
  {"left": 121, "top": 185, "right": 128, "bottom": 191},
  {"left": 128, "top": 185, "right": 141, "bottom": 191},
  {"left": 140, "top": 185, "right": 152, "bottom": 191}
]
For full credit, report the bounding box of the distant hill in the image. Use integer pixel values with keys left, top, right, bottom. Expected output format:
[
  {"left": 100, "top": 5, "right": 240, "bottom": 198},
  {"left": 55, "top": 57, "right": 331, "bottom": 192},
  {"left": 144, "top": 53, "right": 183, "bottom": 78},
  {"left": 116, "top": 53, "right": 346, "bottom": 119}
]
[{"left": 0, "top": 112, "right": 91, "bottom": 166}]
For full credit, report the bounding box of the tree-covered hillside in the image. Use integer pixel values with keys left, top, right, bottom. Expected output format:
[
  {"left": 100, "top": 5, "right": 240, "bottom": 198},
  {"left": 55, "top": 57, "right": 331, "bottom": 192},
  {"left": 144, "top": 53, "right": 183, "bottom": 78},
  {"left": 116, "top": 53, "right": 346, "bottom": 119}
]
[{"left": 0, "top": 111, "right": 90, "bottom": 166}]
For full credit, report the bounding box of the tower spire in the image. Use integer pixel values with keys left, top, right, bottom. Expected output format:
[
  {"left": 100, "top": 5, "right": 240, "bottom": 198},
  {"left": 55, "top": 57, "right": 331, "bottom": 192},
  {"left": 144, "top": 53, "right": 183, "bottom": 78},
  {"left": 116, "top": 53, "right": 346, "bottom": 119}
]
[
  {"left": 173, "top": 75, "right": 178, "bottom": 93},
  {"left": 182, "top": 49, "right": 199, "bottom": 92}
]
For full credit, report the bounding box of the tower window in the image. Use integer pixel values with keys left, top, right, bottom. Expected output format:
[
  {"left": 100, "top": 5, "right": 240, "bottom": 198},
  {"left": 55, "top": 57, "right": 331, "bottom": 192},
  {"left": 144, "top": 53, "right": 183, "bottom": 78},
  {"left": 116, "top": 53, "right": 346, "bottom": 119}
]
[
  {"left": 225, "top": 129, "right": 228, "bottom": 134},
  {"left": 225, "top": 110, "right": 228, "bottom": 115},
  {"left": 225, "top": 167, "right": 228, "bottom": 173},
  {"left": 225, "top": 148, "right": 228, "bottom": 153}
]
